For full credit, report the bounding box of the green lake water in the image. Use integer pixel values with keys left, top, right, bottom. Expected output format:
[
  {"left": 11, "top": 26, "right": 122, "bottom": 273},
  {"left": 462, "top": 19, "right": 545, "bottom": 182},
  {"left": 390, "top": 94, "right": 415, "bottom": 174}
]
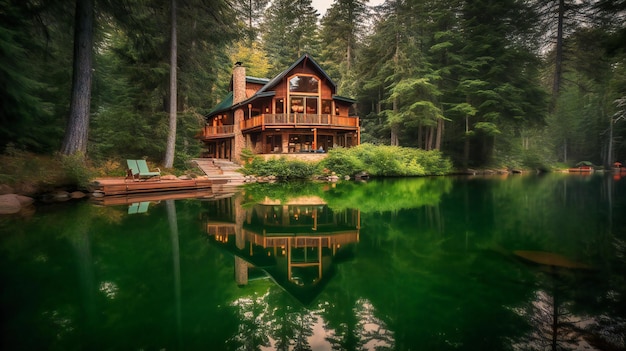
[{"left": 1, "top": 173, "right": 625, "bottom": 350}]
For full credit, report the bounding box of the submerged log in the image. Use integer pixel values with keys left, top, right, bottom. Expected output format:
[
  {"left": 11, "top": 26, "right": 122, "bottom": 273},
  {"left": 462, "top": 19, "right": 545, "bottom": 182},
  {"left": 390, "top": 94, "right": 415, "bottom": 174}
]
[{"left": 514, "top": 250, "right": 591, "bottom": 270}]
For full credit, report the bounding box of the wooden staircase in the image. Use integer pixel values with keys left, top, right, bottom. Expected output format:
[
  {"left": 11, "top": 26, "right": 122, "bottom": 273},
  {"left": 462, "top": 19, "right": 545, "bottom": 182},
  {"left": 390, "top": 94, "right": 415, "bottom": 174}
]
[{"left": 191, "top": 158, "right": 246, "bottom": 189}]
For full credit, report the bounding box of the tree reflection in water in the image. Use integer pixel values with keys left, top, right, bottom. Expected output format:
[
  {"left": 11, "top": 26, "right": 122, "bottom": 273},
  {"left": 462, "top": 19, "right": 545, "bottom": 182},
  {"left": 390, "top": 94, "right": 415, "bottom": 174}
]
[{"left": 511, "top": 252, "right": 625, "bottom": 350}]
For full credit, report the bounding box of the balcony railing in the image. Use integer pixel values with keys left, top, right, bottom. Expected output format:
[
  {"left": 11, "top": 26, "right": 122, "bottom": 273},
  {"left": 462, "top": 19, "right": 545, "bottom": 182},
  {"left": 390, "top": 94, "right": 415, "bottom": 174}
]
[
  {"left": 243, "top": 113, "right": 359, "bottom": 130},
  {"left": 201, "top": 113, "right": 359, "bottom": 139},
  {"left": 198, "top": 125, "right": 234, "bottom": 139}
]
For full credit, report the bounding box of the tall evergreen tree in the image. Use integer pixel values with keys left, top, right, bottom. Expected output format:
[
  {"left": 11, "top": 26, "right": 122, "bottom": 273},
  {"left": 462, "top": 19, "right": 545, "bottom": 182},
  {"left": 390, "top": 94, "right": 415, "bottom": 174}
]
[
  {"left": 90, "top": 0, "right": 238, "bottom": 165},
  {"left": 233, "top": 0, "right": 270, "bottom": 43},
  {"left": 0, "top": 0, "right": 73, "bottom": 152},
  {"left": 163, "top": 0, "right": 177, "bottom": 168},
  {"left": 533, "top": 0, "right": 594, "bottom": 110},
  {"left": 60, "top": 0, "right": 95, "bottom": 156},
  {"left": 319, "top": 0, "right": 367, "bottom": 96},
  {"left": 261, "top": 0, "right": 319, "bottom": 75},
  {"left": 452, "top": 0, "right": 546, "bottom": 165}
]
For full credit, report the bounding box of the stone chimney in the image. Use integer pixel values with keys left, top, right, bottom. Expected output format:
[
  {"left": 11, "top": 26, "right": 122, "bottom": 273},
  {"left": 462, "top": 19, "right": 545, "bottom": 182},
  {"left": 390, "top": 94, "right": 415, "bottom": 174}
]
[
  {"left": 232, "top": 62, "right": 245, "bottom": 163},
  {"left": 232, "top": 62, "right": 246, "bottom": 104}
]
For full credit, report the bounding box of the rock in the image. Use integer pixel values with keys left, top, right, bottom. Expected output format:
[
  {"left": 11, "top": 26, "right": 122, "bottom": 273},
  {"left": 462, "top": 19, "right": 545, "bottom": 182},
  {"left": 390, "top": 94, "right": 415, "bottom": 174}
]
[
  {"left": 51, "top": 191, "right": 70, "bottom": 201},
  {"left": 161, "top": 174, "right": 177, "bottom": 180},
  {"left": 0, "top": 184, "right": 14, "bottom": 195},
  {"left": 15, "top": 195, "right": 34, "bottom": 206},
  {"left": 178, "top": 175, "right": 192, "bottom": 180},
  {"left": 70, "top": 191, "right": 86, "bottom": 199},
  {"left": 91, "top": 192, "right": 105, "bottom": 198},
  {"left": 0, "top": 194, "right": 22, "bottom": 214}
]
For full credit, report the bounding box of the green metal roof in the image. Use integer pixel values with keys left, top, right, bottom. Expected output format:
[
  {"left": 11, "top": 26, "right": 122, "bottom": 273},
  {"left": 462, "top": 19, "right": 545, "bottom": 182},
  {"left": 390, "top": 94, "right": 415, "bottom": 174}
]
[
  {"left": 333, "top": 95, "right": 356, "bottom": 104},
  {"left": 207, "top": 91, "right": 233, "bottom": 116}
]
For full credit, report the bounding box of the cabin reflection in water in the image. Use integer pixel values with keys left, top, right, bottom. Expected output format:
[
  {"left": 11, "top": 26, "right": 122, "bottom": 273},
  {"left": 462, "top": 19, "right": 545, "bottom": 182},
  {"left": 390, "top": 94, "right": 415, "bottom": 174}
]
[{"left": 204, "top": 195, "right": 360, "bottom": 304}]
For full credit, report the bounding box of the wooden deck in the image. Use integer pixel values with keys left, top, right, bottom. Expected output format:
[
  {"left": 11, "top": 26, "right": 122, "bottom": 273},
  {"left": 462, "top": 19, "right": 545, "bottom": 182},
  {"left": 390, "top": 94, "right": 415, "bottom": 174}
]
[
  {"left": 92, "top": 188, "right": 218, "bottom": 206},
  {"left": 90, "top": 177, "right": 225, "bottom": 196}
]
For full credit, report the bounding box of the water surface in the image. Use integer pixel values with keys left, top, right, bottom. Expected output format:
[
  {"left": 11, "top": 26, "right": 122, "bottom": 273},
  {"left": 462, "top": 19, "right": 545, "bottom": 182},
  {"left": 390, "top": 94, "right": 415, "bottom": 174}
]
[{"left": 1, "top": 173, "right": 625, "bottom": 350}]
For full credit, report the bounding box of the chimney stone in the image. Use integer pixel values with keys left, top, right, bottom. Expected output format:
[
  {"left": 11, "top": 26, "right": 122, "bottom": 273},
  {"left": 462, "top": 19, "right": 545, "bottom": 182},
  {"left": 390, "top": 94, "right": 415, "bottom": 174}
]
[{"left": 232, "top": 64, "right": 246, "bottom": 163}]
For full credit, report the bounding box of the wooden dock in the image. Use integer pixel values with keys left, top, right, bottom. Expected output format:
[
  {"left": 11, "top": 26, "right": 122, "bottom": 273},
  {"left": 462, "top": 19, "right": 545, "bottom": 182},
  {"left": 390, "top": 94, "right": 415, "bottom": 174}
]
[
  {"left": 92, "top": 188, "right": 218, "bottom": 206},
  {"left": 90, "top": 177, "right": 225, "bottom": 196}
]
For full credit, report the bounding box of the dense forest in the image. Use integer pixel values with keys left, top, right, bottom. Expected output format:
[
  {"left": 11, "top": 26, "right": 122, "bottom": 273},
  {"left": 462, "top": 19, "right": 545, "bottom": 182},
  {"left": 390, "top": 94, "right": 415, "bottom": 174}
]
[{"left": 1, "top": 0, "right": 625, "bottom": 169}]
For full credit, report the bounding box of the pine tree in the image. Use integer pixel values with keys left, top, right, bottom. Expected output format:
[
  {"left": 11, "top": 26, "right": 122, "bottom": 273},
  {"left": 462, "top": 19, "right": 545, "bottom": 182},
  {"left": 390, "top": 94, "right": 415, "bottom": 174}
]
[
  {"left": 61, "top": 0, "right": 95, "bottom": 157},
  {"left": 319, "top": 0, "right": 368, "bottom": 96},
  {"left": 261, "top": 0, "right": 319, "bottom": 75}
]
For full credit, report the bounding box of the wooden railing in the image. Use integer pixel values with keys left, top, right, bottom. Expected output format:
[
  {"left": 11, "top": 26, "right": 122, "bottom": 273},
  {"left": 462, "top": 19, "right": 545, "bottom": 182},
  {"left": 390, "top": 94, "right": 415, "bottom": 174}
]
[
  {"left": 198, "top": 125, "right": 234, "bottom": 139},
  {"left": 242, "top": 113, "right": 359, "bottom": 130},
  {"left": 200, "top": 114, "right": 359, "bottom": 138}
]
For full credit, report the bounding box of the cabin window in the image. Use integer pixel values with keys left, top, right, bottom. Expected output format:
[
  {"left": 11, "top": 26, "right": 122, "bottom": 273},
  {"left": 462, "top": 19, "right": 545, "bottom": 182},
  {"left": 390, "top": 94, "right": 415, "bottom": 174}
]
[
  {"left": 306, "top": 97, "right": 317, "bottom": 114},
  {"left": 322, "top": 100, "right": 332, "bottom": 114},
  {"left": 266, "top": 134, "right": 282, "bottom": 153},
  {"left": 275, "top": 99, "right": 284, "bottom": 113},
  {"left": 291, "top": 97, "right": 317, "bottom": 114},
  {"left": 289, "top": 75, "right": 319, "bottom": 93},
  {"left": 291, "top": 97, "right": 304, "bottom": 113}
]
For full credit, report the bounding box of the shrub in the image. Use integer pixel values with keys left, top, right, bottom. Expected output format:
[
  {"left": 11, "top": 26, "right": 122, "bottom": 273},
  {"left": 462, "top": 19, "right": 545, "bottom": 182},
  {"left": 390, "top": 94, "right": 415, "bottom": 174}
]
[
  {"left": 318, "top": 147, "right": 364, "bottom": 177},
  {"left": 241, "top": 157, "right": 315, "bottom": 179},
  {"left": 59, "top": 152, "right": 94, "bottom": 189},
  {"left": 240, "top": 144, "right": 453, "bottom": 179}
]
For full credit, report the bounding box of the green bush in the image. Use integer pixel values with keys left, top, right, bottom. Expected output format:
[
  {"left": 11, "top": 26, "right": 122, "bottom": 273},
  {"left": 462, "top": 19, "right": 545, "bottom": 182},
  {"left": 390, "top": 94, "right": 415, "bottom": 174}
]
[
  {"left": 241, "top": 157, "right": 315, "bottom": 179},
  {"left": 318, "top": 147, "right": 364, "bottom": 177},
  {"left": 240, "top": 144, "right": 453, "bottom": 179},
  {"left": 59, "top": 153, "right": 95, "bottom": 189}
]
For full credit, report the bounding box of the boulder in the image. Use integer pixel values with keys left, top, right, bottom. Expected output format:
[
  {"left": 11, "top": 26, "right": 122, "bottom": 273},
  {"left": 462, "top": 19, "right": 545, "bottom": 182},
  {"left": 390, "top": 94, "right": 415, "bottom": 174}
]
[
  {"left": 15, "top": 195, "right": 34, "bottom": 206},
  {"left": 161, "top": 174, "right": 177, "bottom": 180},
  {"left": 0, "top": 194, "right": 22, "bottom": 214},
  {"left": 51, "top": 190, "right": 70, "bottom": 201},
  {"left": 70, "top": 191, "right": 86, "bottom": 199}
]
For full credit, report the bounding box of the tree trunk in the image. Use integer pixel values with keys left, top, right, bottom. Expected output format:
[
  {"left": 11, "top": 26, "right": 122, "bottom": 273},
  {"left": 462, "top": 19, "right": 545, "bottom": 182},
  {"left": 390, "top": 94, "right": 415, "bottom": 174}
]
[
  {"left": 463, "top": 115, "right": 470, "bottom": 169},
  {"left": 60, "top": 0, "right": 94, "bottom": 156},
  {"left": 417, "top": 123, "right": 423, "bottom": 148},
  {"left": 426, "top": 126, "right": 434, "bottom": 151},
  {"left": 607, "top": 111, "right": 613, "bottom": 168},
  {"left": 435, "top": 117, "right": 443, "bottom": 151},
  {"left": 551, "top": 0, "right": 565, "bottom": 111},
  {"left": 164, "top": 0, "right": 177, "bottom": 168}
]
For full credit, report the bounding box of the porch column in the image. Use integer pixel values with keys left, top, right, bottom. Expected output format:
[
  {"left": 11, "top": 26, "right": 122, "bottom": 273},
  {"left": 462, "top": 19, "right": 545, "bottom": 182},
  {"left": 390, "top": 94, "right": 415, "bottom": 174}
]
[{"left": 281, "top": 132, "right": 289, "bottom": 153}]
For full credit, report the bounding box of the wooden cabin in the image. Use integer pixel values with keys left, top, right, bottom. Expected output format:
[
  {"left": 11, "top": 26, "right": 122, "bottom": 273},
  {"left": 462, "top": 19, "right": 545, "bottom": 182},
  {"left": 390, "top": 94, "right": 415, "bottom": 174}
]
[{"left": 198, "top": 54, "right": 360, "bottom": 162}]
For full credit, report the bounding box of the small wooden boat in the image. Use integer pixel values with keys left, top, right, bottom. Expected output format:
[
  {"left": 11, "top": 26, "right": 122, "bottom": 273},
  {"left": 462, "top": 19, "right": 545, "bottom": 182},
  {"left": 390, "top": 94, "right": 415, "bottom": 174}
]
[{"left": 568, "top": 166, "right": 593, "bottom": 173}]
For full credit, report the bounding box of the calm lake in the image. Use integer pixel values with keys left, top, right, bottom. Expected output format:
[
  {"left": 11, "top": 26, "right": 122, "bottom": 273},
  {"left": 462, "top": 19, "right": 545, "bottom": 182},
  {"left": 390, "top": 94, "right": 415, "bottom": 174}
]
[{"left": 1, "top": 173, "right": 625, "bottom": 350}]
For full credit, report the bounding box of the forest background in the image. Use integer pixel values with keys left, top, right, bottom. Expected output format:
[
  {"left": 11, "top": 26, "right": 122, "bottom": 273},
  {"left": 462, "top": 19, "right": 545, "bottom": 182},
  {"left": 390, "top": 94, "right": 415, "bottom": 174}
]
[{"left": 1, "top": 0, "right": 625, "bottom": 172}]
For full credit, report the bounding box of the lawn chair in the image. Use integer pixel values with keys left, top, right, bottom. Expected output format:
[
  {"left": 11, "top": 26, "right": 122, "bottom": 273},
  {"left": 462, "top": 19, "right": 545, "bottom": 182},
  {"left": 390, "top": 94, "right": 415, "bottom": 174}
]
[
  {"left": 128, "top": 202, "right": 150, "bottom": 214},
  {"left": 136, "top": 159, "right": 161, "bottom": 181},
  {"left": 126, "top": 159, "right": 140, "bottom": 182}
]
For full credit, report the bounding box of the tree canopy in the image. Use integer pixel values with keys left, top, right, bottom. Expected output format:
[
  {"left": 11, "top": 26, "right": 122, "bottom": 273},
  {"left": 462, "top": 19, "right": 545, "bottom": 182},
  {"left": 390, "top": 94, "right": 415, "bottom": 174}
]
[{"left": 1, "top": 0, "right": 624, "bottom": 169}]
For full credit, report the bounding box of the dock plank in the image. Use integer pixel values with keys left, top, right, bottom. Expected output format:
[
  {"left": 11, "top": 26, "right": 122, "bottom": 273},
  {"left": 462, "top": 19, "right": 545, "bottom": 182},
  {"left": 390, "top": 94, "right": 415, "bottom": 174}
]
[{"left": 91, "top": 177, "right": 224, "bottom": 196}]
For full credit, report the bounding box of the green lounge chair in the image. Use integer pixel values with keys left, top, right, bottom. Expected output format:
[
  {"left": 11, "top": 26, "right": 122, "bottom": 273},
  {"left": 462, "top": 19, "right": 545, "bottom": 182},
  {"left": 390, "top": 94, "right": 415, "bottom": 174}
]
[
  {"left": 128, "top": 202, "right": 150, "bottom": 214},
  {"left": 126, "top": 159, "right": 140, "bottom": 182},
  {"left": 136, "top": 159, "right": 161, "bottom": 181}
]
